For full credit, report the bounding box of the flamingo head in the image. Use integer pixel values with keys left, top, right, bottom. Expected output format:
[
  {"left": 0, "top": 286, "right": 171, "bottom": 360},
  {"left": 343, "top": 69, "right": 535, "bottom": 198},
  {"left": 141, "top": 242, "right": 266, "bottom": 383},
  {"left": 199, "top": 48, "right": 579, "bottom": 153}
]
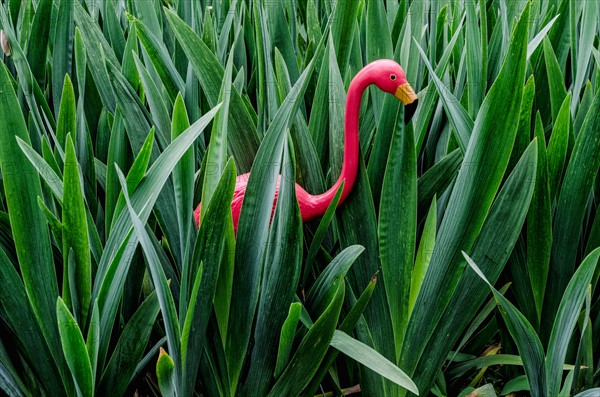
[{"left": 369, "top": 60, "right": 418, "bottom": 122}]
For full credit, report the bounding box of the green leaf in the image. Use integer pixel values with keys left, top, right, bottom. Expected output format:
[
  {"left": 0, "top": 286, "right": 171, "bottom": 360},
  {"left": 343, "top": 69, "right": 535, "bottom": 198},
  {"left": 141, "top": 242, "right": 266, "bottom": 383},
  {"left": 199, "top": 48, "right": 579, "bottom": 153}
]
[
  {"left": 56, "top": 298, "right": 93, "bottom": 397},
  {"left": 331, "top": 331, "right": 418, "bottom": 395},
  {"left": 52, "top": 0, "right": 74, "bottom": 114},
  {"left": 378, "top": 107, "right": 416, "bottom": 357},
  {"left": 200, "top": 53, "right": 233, "bottom": 220},
  {"left": 171, "top": 93, "right": 194, "bottom": 267},
  {"left": 62, "top": 135, "right": 91, "bottom": 323},
  {"left": 267, "top": 282, "right": 345, "bottom": 397},
  {"left": 464, "top": 253, "right": 547, "bottom": 397},
  {"left": 93, "top": 103, "right": 220, "bottom": 374},
  {"left": 25, "top": 0, "right": 51, "bottom": 84},
  {"left": 0, "top": 61, "right": 60, "bottom": 370},
  {"left": 542, "top": 38, "right": 567, "bottom": 122},
  {"left": 546, "top": 248, "right": 600, "bottom": 396},
  {"left": 306, "top": 245, "right": 364, "bottom": 317},
  {"left": 74, "top": 2, "right": 118, "bottom": 111},
  {"left": 414, "top": 40, "right": 473, "bottom": 153},
  {"left": 132, "top": 14, "right": 185, "bottom": 102},
  {"left": 242, "top": 137, "right": 303, "bottom": 396},
  {"left": 546, "top": 94, "right": 570, "bottom": 202},
  {"left": 181, "top": 159, "right": 236, "bottom": 397},
  {"left": 86, "top": 300, "right": 99, "bottom": 381},
  {"left": 410, "top": 197, "right": 436, "bottom": 315},
  {"left": 0, "top": 250, "right": 65, "bottom": 395},
  {"left": 410, "top": 140, "right": 538, "bottom": 393},
  {"left": 527, "top": 114, "right": 551, "bottom": 320},
  {"left": 275, "top": 302, "right": 302, "bottom": 378},
  {"left": 98, "top": 292, "right": 160, "bottom": 396},
  {"left": 156, "top": 348, "right": 175, "bottom": 397}
]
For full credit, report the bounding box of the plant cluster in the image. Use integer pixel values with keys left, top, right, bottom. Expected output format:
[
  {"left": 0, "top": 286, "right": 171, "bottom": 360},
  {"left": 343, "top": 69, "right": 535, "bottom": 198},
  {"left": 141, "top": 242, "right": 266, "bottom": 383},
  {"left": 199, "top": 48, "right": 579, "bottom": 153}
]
[{"left": 0, "top": 0, "right": 599, "bottom": 396}]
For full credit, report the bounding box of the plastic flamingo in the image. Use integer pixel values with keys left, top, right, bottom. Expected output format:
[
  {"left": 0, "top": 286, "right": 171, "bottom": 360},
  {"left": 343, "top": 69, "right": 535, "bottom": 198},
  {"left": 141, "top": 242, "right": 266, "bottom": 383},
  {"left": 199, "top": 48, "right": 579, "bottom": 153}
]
[{"left": 194, "top": 59, "right": 418, "bottom": 232}]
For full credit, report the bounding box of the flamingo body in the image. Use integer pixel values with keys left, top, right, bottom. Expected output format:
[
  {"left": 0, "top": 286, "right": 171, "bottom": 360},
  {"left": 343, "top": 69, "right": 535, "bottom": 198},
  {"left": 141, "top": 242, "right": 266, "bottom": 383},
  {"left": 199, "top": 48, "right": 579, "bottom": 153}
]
[
  {"left": 193, "top": 173, "right": 322, "bottom": 231},
  {"left": 194, "top": 59, "right": 418, "bottom": 232}
]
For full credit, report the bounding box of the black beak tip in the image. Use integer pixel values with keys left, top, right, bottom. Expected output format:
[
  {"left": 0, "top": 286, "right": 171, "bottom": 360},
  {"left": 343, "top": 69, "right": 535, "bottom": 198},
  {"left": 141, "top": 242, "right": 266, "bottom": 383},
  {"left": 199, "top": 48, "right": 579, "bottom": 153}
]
[{"left": 404, "top": 99, "right": 418, "bottom": 123}]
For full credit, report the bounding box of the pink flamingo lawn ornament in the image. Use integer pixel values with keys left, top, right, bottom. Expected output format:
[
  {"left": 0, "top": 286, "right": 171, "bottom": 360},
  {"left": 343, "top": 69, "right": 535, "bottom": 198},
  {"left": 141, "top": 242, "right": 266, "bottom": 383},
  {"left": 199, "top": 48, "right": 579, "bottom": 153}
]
[{"left": 194, "top": 59, "right": 418, "bottom": 232}]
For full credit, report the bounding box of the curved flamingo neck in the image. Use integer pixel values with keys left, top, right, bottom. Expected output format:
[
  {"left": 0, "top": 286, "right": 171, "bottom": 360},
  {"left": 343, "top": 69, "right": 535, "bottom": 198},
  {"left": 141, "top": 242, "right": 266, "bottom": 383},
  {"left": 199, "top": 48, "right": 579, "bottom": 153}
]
[{"left": 310, "top": 69, "right": 372, "bottom": 212}]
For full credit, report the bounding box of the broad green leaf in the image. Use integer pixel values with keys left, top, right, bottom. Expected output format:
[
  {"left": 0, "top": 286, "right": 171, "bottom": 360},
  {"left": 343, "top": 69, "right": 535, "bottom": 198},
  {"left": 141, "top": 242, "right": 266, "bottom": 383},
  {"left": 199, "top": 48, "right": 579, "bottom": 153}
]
[
  {"left": 410, "top": 140, "right": 538, "bottom": 393},
  {"left": 378, "top": 106, "right": 416, "bottom": 357},
  {"left": 542, "top": 38, "right": 567, "bottom": 122},
  {"left": 242, "top": 138, "right": 303, "bottom": 396},
  {"left": 0, "top": 250, "right": 65, "bottom": 395},
  {"left": 0, "top": 62, "right": 61, "bottom": 371},
  {"left": 267, "top": 282, "right": 345, "bottom": 397},
  {"left": 546, "top": 94, "right": 571, "bottom": 201},
  {"left": 156, "top": 348, "right": 175, "bottom": 397},
  {"left": 331, "top": 331, "right": 418, "bottom": 395},
  {"left": 131, "top": 14, "right": 184, "bottom": 102},
  {"left": 62, "top": 135, "right": 91, "bottom": 323},
  {"left": 306, "top": 245, "right": 364, "bottom": 317},
  {"left": 181, "top": 159, "right": 236, "bottom": 397},
  {"left": 200, "top": 53, "right": 233, "bottom": 220},
  {"left": 527, "top": 114, "right": 551, "bottom": 320},
  {"left": 25, "top": 0, "right": 51, "bottom": 84},
  {"left": 415, "top": 40, "right": 473, "bottom": 153},
  {"left": 275, "top": 302, "right": 302, "bottom": 378},
  {"left": 93, "top": 104, "right": 220, "bottom": 372},
  {"left": 410, "top": 197, "right": 436, "bottom": 315},
  {"left": 171, "top": 93, "right": 194, "bottom": 270},
  {"left": 52, "top": 0, "right": 74, "bottom": 114},
  {"left": 56, "top": 298, "right": 93, "bottom": 397}
]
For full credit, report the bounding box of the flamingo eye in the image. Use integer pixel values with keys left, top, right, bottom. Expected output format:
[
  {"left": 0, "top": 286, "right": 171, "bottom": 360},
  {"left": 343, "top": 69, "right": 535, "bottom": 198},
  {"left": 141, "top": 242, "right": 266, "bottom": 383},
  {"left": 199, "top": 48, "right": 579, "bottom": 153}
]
[{"left": 390, "top": 74, "right": 396, "bottom": 81}]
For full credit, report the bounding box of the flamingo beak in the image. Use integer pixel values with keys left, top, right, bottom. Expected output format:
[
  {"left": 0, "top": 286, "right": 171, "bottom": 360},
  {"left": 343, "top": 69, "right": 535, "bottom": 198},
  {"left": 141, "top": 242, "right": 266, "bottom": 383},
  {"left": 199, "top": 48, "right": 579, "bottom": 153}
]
[{"left": 395, "top": 83, "right": 418, "bottom": 123}]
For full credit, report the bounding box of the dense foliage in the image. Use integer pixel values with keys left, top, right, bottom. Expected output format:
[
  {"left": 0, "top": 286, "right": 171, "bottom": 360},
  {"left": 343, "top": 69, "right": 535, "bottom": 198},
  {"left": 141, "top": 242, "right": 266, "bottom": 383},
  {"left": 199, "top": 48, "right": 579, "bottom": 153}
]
[{"left": 0, "top": 0, "right": 599, "bottom": 396}]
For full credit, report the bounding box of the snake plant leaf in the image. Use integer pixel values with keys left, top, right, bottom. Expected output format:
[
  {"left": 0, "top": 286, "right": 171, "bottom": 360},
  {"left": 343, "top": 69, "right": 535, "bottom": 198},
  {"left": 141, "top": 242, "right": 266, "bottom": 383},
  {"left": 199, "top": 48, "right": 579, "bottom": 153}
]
[
  {"left": 51, "top": 0, "right": 74, "bottom": 113},
  {"left": 542, "top": 37, "right": 568, "bottom": 122}
]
